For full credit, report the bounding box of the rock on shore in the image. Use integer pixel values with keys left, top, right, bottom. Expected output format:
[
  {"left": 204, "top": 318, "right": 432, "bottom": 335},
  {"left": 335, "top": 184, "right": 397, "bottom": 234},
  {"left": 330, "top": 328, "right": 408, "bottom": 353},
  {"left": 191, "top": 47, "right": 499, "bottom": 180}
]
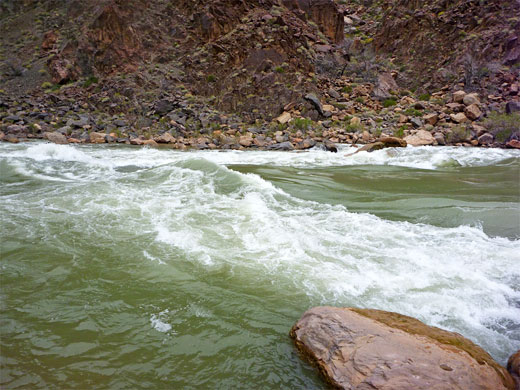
[{"left": 290, "top": 306, "right": 515, "bottom": 390}]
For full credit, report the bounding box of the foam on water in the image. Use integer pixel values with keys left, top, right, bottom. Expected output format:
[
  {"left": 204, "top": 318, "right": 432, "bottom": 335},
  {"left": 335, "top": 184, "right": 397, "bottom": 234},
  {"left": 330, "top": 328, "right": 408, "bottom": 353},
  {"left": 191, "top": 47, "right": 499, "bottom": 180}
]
[
  {"left": 1, "top": 141, "right": 519, "bottom": 364},
  {"left": 150, "top": 310, "right": 172, "bottom": 333},
  {"left": 3, "top": 141, "right": 518, "bottom": 171}
]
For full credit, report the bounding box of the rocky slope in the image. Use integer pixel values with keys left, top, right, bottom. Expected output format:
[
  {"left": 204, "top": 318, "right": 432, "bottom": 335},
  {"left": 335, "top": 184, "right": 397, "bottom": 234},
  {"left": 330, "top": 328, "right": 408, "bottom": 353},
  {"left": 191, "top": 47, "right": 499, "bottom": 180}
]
[{"left": 0, "top": 0, "right": 519, "bottom": 148}]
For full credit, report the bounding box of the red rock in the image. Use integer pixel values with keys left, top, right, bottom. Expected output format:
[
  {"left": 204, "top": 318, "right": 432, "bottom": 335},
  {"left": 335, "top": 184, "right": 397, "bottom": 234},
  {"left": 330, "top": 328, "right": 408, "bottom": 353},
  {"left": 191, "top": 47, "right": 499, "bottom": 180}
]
[
  {"left": 290, "top": 307, "right": 515, "bottom": 390},
  {"left": 506, "top": 139, "right": 520, "bottom": 149},
  {"left": 42, "top": 31, "right": 58, "bottom": 51}
]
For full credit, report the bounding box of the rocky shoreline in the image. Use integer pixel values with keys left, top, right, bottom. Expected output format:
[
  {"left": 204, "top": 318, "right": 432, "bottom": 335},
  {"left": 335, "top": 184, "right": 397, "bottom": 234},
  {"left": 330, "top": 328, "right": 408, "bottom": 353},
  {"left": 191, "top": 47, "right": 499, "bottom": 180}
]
[
  {"left": 1, "top": 87, "right": 519, "bottom": 151},
  {"left": 290, "top": 307, "right": 520, "bottom": 390}
]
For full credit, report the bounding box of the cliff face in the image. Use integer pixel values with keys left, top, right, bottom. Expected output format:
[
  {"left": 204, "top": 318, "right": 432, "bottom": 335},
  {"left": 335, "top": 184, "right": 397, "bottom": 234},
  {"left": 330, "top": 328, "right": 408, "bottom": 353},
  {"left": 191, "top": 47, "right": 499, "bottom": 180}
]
[
  {"left": 373, "top": 0, "right": 520, "bottom": 93},
  {"left": 0, "top": 0, "right": 518, "bottom": 143}
]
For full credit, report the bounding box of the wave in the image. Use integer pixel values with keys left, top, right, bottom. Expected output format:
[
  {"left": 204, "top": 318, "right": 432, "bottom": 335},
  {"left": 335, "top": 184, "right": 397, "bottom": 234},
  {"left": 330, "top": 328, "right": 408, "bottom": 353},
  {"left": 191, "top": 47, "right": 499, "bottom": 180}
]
[
  {"left": 1, "top": 141, "right": 519, "bottom": 363},
  {"left": 1, "top": 142, "right": 518, "bottom": 172}
]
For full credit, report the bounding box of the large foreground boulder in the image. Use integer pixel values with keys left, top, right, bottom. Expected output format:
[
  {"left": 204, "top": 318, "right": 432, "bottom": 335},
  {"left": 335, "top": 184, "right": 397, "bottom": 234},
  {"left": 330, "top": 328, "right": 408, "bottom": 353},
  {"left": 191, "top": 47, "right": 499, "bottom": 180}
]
[{"left": 290, "top": 306, "right": 515, "bottom": 390}]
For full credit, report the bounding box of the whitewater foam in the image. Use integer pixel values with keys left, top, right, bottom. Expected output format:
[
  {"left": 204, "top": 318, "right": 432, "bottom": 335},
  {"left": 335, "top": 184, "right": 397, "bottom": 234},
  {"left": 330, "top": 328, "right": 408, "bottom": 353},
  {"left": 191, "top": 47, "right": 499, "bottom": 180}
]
[{"left": 1, "top": 141, "right": 519, "bottom": 363}]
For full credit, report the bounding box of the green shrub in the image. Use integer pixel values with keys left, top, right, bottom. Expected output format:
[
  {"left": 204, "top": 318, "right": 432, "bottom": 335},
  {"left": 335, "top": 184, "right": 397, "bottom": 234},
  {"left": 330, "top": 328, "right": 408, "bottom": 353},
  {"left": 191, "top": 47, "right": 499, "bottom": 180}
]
[
  {"left": 206, "top": 74, "right": 216, "bottom": 82},
  {"left": 393, "top": 125, "right": 406, "bottom": 138},
  {"left": 41, "top": 81, "right": 52, "bottom": 89},
  {"left": 383, "top": 98, "right": 397, "bottom": 108},
  {"left": 483, "top": 111, "right": 520, "bottom": 142},
  {"left": 418, "top": 93, "right": 431, "bottom": 101},
  {"left": 404, "top": 108, "right": 423, "bottom": 117},
  {"left": 83, "top": 76, "right": 98, "bottom": 88},
  {"left": 341, "top": 85, "right": 353, "bottom": 94},
  {"left": 292, "top": 117, "right": 313, "bottom": 130},
  {"left": 274, "top": 66, "right": 285, "bottom": 73}
]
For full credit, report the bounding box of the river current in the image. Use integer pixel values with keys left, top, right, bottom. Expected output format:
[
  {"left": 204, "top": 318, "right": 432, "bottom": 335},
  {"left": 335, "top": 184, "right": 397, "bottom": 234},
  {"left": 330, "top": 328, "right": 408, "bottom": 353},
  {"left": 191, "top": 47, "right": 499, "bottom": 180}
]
[{"left": 1, "top": 142, "right": 519, "bottom": 389}]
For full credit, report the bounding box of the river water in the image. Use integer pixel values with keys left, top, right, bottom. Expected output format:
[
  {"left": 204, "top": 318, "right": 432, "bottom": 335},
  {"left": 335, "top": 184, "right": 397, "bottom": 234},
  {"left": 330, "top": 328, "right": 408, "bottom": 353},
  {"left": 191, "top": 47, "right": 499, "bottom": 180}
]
[{"left": 1, "top": 142, "right": 519, "bottom": 389}]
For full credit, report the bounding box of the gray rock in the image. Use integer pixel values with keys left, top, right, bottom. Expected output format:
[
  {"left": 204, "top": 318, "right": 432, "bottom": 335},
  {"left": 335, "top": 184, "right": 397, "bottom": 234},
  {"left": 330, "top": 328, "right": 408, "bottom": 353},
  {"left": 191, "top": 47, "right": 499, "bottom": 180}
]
[
  {"left": 506, "top": 101, "right": 520, "bottom": 114},
  {"left": 323, "top": 139, "right": 338, "bottom": 152},
  {"left": 328, "top": 88, "right": 340, "bottom": 99},
  {"left": 155, "top": 99, "right": 174, "bottom": 116},
  {"left": 478, "top": 133, "right": 494, "bottom": 145},
  {"left": 267, "top": 141, "right": 294, "bottom": 151},
  {"left": 373, "top": 72, "right": 399, "bottom": 100},
  {"left": 3, "top": 115, "right": 21, "bottom": 122},
  {"left": 304, "top": 93, "right": 324, "bottom": 116},
  {"left": 410, "top": 117, "right": 423, "bottom": 128}
]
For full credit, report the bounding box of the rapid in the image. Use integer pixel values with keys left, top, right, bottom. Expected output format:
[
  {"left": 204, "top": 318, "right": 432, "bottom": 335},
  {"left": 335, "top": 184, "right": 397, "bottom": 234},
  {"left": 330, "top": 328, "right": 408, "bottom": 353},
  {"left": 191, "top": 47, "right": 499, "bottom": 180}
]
[{"left": 1, "top": 142, "right": 519, "bottom": 389}]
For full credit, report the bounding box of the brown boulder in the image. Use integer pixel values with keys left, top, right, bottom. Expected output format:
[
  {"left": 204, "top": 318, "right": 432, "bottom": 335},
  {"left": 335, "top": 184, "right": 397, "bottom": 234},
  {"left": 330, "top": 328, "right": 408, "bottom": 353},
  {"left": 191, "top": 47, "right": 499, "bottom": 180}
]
[
  {"left": 44, "top": 131, "right": 68, "bottom": 144},
  {"left": 404, "top": 130, "right": 435, "bottom": 146},
  {"left": 506, "top": 139, "right": 520, "bottom": 149},
  {"left": 89, "top": 132, "right": 106, "bottom": 144},
  {"left": 143, "top": 139, "right": 158, "bottom": 146},
  {"left": 465, "top": 104, "right": 482, "bottom": 121},
  {"left": 4, "top": 134, "right": 19, "bottom": 143},
  {"left": 155, "top": 132, "right": 175, "bottom": 144},
  {"left": 378, "top": 136, "right": 407, "bottom": 147},
  {"left": 290, "top": 306, "right": 515, "bottom": 390}
]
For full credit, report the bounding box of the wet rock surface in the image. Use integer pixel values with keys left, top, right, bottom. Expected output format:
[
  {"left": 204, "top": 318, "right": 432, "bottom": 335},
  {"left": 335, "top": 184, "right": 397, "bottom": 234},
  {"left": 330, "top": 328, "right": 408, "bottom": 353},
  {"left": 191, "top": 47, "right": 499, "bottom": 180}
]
[{"left": 290, "top": 306, "right": 515, "bottom": 390}]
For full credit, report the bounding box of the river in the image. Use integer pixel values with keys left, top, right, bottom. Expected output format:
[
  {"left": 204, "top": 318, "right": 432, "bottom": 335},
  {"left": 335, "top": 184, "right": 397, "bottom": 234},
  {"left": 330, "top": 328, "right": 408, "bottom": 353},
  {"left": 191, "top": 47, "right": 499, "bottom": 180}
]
[{"left": 1, "top": 142, "right": 519, "bottom": 389}]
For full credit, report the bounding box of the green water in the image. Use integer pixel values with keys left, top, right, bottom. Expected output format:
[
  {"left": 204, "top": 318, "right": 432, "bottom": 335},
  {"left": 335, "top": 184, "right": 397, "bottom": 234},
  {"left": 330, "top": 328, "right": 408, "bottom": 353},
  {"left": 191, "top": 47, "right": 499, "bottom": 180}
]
[{"left": 1, "top": 142, "right": 519, "bottom": 389}]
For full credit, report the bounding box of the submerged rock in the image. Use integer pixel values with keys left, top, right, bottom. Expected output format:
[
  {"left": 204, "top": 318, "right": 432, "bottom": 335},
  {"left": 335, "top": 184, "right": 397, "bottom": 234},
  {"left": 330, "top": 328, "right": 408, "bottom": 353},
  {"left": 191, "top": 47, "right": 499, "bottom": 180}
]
[{"left": 290, "top": 306, "right": 514, "bottom": 390}]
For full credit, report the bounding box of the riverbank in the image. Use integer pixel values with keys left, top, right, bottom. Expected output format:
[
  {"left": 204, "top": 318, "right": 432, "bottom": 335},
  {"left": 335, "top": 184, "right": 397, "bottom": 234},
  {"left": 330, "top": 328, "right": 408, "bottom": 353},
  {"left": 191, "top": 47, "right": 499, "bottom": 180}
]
[{"left": 1, "top": 88, "right": 519, "bottom": 151}]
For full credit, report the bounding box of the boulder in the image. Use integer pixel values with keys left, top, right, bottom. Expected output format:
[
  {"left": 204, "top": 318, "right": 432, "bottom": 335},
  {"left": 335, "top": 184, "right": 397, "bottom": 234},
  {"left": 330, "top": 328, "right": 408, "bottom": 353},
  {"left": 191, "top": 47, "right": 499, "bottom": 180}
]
[
  {"left": 267, "top": 141, "right": 294, "bottom": 151},
  {"left": 410, "top": 117, "right": 423, "bottom": 128},
  {"left": 506, "top": 102, "right": 520, "bottom": 115},
  {"left": 404, "top": 130, "right": 435, "bottom": 146},
  {"left": 508, "top": 350, "right": 520, "bottom": 389},
  {"left": 155, "top": 132, "right": 175, "bottom": 143},
  {"left": 4, "top": 134, "right": 19, "bottom": 143},
  {"left": 506, "top": 139, "right": 520, "bottom": 149},
  {"left": 290, "top": 306, "right": 515, "bottom": 390},
  {"left": 323, "top": 139, "right": 337, "bottom": 152},
  {"left": 478, "top": 133, "right": 494, "bottom": 145},
  {"left": 275, "top": 111, "right": 292, "bottom": 124},
  {"left": 239, "top": 135, "right": 253, "bottom": 147},
  {"left": 355, "top": 141, "right": 385, "bottom": 153},
  {"left": 350, "top": 116, "right": 361, "bottom": 126},
  {"left": 452, "top": 90, "right": 466, "bottom": 103},
  {"left": 463, "top": 93, "right": 480, "bottom": 106},
  {"left": 328, "top": 88, "right": 340, "bottom": 99},
  {"left": 423, "top": 113, "right": 438, "bottom": 126},
  {"left": 143, "top": 139, "right": 158, "bottom": 146},
  {"left": 465, "top": 104, "right": 482, "bottom": 120},
  {"left": 304, "top": 93, "right": 324, "bottom": 116},
  {"left": 450, "top": 112, "right": 468, "bottom": 123},
  {"left": 373, "top": 73, "right": 399, "bottom": 100},
  {"left": 378, "top": 136, "right": 407, "bottom": 147},
  {"left": 44, "top": 131, "right": 68, "bottom": 144},
  {"left": 89, "top": 132, "right": 106, "bottom": 144}
]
